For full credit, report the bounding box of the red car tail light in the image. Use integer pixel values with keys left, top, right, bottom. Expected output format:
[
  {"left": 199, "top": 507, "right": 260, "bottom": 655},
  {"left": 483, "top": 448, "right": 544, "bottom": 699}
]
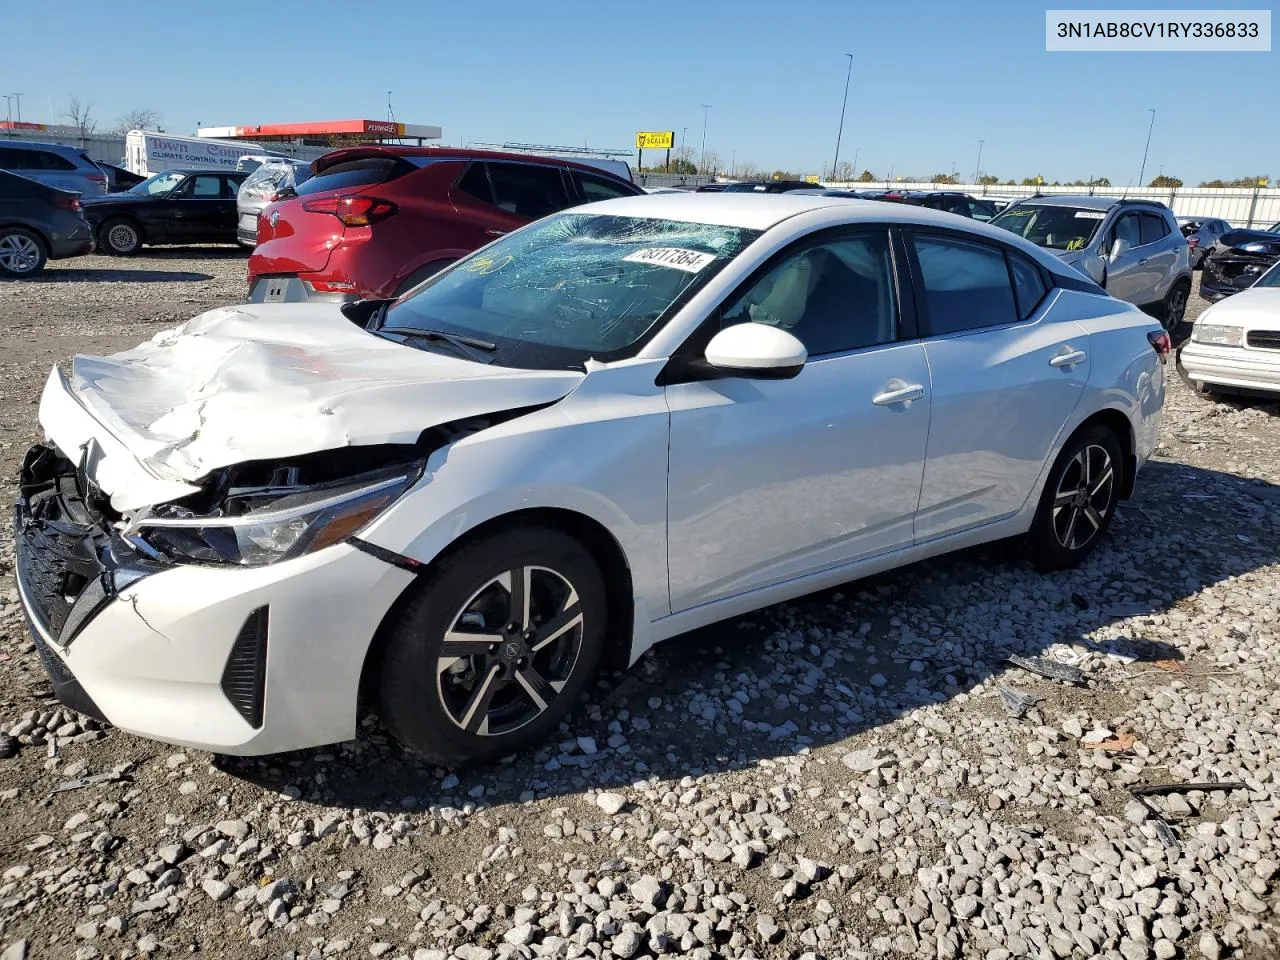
[
  {"left": 51, "top": 194, "right": 82, "bottom": 213},
  {"left": 1187, "top": 237, "right": 1199, "bottom": 251},
  {"left": 1147, "top": 330, "right": 1171, "bottom": 359},
  {"left": 301, "top": 196, "right": 398, "bottom": 227}
]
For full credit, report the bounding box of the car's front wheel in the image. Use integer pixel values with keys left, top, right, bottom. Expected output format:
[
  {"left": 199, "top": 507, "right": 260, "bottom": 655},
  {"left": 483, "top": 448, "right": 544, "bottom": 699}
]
[
  {"left": 99, "top": 217, "right": 143, "bottom": 256},
  {"left": 377, "top": 525, "right": 607, "bottom": 765},
  {"left": 1028, "top": 424, "right": 1123, "bottom": 570}
]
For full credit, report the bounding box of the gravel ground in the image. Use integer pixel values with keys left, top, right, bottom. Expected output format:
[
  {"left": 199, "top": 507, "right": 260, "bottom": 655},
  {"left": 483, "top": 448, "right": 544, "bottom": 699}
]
[{"left": 1, "top": 254, "right": 1278, "bottom": 960}]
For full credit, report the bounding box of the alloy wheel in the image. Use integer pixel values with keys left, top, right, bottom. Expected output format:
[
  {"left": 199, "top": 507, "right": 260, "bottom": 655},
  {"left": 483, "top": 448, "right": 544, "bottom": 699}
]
[
  {"left": 108, "top": 223, "right": 138, "bottom": 253},
  {"left": 1165, "top": 285, "right": 1187, "bottom": 330},
  {"left": 0, "top": 233, "right": 41, "bottom": 274},
  {"left": 1052, "top": 444, "right": 1115, "bottom": 551},
  {"left": 436, "top": 565, "right": 584, "bottom": 736}
]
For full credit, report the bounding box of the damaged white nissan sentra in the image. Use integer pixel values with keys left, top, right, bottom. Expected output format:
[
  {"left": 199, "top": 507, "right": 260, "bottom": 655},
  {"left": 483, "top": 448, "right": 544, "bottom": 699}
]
[{"left": 15, "top": 194, "right": 1168, "bottom": 764}]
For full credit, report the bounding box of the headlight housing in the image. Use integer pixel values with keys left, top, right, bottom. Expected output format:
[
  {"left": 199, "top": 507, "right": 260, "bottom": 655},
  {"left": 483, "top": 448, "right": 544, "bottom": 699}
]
[
  {"left": 126, "top": 462, "right": 422, "bottom": 566},
  {"left": 1191, "top": 322, "right": 1243, "bottom": 347}
]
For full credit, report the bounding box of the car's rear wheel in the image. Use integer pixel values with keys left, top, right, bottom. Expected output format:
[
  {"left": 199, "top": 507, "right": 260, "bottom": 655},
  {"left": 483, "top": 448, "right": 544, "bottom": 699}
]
[
  {"left": 1162, "top": 278, "right": 1190, "bottom": 332},
  {"left": 1028, "top": 424, "right": 1123, "bottom": 571},
  {"left": 377, "top": 525, "right": 607, "bottom": 765},
  {"left": 0, "top": 227, "right": 47, "bottom": 277},
  {"left": 99, "top": 217, "right": 143, "bottom": 256}
]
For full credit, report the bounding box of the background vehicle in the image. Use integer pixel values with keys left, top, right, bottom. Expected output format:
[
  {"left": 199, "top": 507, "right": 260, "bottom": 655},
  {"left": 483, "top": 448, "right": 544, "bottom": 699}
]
[
  {"left": 1177, "top": 216, "right": 1231, "bottom": 269},
  {"left": 0, "top": 140, "right": 108, "bottom": 196},
  {"left": 720, "top": 180, "right": 818, "bottom": 193},
  {"left": 872, "top": 190, "right": 998, "bottom": 221},
  {"left": 991, "top": 195, "right": 1192, "bottom": 329},
  {"left": 98, "top": 162, "right": 148, "bottom": 193},
  {"left": 1200, "top": 222, "right": 1280, "bottom": 301},
  {"left": 123, "top": 130, "right": 289, "bottom": 176},
  {"left": 248, "top": 146, "right": 644, "bottom": 302},
  {"left": 18, "top": 195, "right": 1166, "bottom": 764},
  {"left": 694, "top": 182, "right": 729, "bottom": 192},
  {"left": 236, "top": 158, "right": 312, "bottom": 247},
  {"left": 1179, "top": 262, "right": 1280, "bottom": 397},
  {"left": 83, "top": 169, "right": 248, "bottom": 255},
  {"left": 0, "top": 169, "right": 93, "bottom": 277}
]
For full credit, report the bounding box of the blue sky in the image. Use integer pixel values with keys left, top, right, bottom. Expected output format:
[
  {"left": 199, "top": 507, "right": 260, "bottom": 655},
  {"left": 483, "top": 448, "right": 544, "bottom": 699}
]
[{"left": 3, "top": 0, "right": 1275, "bottom": 184}]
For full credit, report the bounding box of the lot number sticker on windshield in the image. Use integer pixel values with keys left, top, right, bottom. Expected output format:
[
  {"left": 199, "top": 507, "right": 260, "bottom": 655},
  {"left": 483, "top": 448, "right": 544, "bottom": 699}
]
[
  {"left": 623, "top": 248, "right": 717, "bottom": 273},
  {"left": 1074, "top": 211, "right": 1106, "bottom": 219}
]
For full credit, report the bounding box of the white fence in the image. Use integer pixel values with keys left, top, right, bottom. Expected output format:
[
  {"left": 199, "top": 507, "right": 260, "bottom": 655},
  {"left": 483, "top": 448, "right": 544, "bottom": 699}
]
[{"left": 825, "top": 181, "right": 1280, "bottom": 229}]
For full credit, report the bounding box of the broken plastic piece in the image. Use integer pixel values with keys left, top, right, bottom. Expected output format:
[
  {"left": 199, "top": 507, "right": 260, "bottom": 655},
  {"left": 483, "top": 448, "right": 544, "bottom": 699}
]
[
  {"left": 996, "top": 684, "right": 1041, "bottom": 719},
  {"left": 1007, "top": 654, "right": 1084, "bottom": 685},
  {"left": 55, "top": 771, "right": 130, "bottom": 792},
  {"left": 1130, "top": 781, "right": 1249, "bottom": 798}
]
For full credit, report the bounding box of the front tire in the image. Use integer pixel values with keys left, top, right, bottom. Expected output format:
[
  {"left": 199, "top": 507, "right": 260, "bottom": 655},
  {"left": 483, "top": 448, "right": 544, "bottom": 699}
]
[
  {"left": 1028, "top": 425, "right": 1123, "bottom": 571},
  {"left": 99, "top": 217, "right": 143, "bottom": 256},
  {"left": 377, "top": 525, "right": 607, "bottom": 766},
  {"left": 0, "top": 227, "right": 48, "bottom": 277}
]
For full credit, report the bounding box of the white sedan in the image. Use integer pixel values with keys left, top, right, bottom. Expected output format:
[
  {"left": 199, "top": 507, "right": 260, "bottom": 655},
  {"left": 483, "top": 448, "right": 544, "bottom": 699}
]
[
  {"left": 15, "top": 195, "right": 1168, "bottom": 764},
  {"left": 1179, "top": 262, "right": 1280, "bottom": 397}
]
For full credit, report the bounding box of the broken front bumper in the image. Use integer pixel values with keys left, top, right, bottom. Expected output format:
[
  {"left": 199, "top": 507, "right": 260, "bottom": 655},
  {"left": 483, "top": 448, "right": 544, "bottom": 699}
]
[{"left": 14, "top": 443, "right": 416, "bottom": 755}]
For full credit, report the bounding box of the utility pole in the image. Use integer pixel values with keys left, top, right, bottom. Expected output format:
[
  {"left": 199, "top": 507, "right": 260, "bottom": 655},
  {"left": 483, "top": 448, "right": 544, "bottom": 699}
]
[
  {"left": 699, "top": 105, "right": 711, "bottom": 174},
  {"left": 2, "top": 96, "right": 12, "bottom": 130},
  {"left": 973, "top": 139, "right": 984, "bottom": 185},
  {"left": 10, "top": 93, "right": 22, "bottom": 125},
  {"left": 1137, "top": 108, "right": 1156, "bottom": 188},
  {"left": 850, "top": 147, "right": 860, "bottom": 182},
  {"left": 831, "top": 53, "right": 853, "bottom": 181}
]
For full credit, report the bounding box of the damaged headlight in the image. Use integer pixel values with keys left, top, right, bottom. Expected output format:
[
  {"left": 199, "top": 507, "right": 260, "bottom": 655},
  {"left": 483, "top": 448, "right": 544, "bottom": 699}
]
[
  {"left": 1191, "top": 322, "right": 1242, "bottom": 347},
  {"left": 125, "top": 463, "right": 422, "bottom": 566}
]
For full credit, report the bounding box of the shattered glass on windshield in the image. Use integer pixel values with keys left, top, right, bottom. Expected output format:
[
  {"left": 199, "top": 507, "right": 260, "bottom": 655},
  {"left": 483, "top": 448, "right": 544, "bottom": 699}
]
[
  {"left": 990, "top": 204, "right": 1106, "bottom": 251},
  {"left": 383, "top": 214, "right": 761, "bottom": 367}
]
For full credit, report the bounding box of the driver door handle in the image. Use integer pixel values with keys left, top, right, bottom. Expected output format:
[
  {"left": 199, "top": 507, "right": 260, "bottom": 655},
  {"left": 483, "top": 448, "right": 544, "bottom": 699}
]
[
  {"left": 1050, "top": 348, "right": 1087, "bottom": 368},
  {"left": 872, "top": 381, "right": 925, "bottom": 406}
]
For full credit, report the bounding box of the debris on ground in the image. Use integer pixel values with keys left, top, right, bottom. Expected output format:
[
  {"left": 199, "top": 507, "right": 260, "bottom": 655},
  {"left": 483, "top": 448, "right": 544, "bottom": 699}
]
[
  {"left": 995, "top": 684, "right": 1041, "bottom": 719},
  {"left": 1007, "top": 654, "right": 1085, "bottom": 685}
]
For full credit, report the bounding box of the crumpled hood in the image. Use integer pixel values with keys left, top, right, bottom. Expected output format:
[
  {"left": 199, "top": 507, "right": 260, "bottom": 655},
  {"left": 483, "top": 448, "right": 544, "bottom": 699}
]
[{"left": 45, "top": 303, "right": 584, "bottom": 506}]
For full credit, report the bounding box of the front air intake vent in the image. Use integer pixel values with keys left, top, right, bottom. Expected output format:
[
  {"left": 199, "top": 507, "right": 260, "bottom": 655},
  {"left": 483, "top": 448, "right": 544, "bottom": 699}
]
[{"left": 220, "top": 607, "right": 268, "bottom": 728}]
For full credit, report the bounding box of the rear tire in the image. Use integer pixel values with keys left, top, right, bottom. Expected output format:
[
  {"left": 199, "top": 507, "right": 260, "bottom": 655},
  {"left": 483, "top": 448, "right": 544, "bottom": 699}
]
[
  {"left": 1028, "top": 424, "right": 1123, "bottom": 571},
  {"left": 377, "top": 525, "right": 607, "bottom": 766},
  {"left": 99, "top": 217, "right": 143, "bottom": 256},
  {"left": 0, "top": 227, "right": 47, "bottom": 277}
]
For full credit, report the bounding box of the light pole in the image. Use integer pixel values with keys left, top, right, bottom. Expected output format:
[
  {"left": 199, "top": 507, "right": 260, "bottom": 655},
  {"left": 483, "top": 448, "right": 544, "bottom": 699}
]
[
  {"left": 1137, "top": 108, "right": 1156, "bottom": 188},
  {"left": 851, "top": 147, "right": 860, "bottom": 181},
  {"left": 699, "top": 105, "right": 711, "bottom": 174},
  {"left": 2, "top": 96, "right": 12, "bottom": 129},
  {"left": 10, "top": 93, "right": 22, "bottom": 125},
  {"left": 973, "top": 139, "right": 984, "bottom": 185},
  {"left": 831, "top": 53, "right": 853, "bottom": 181}
]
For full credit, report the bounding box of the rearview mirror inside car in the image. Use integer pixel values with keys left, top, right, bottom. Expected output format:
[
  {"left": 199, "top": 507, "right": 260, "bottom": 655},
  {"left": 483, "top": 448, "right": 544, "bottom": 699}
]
[{"left": 705, "top": 323, "right": 807, "bottom": 379}]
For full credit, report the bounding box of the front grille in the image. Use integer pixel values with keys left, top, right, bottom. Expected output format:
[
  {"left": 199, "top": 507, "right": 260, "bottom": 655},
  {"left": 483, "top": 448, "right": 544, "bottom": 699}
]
[
  {"left": 15, "top": 445, "right": 111, "bottom": 639},
  {"left": 221, "top": 607, "right": 269, "bottom": 728},
  {"left": 1246, "top": 330, "right": 1280, "bottom": 350}
]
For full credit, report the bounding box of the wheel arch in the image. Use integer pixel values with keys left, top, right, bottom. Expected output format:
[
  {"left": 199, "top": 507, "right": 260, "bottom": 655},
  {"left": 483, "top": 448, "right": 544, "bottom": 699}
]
[
  {"left": 0, "top": 221, "right": 51, "bottom": 250},
  {"left": 357, "top": 506, "right": 636, "bottom": 711},
  {"left": 1067, "top": 407, "right": 1136, "bottom": 499}
]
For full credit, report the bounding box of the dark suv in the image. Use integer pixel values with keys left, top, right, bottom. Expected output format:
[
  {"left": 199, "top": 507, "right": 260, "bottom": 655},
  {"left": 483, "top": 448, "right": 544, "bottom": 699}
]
[
  {"left": 872, "top": 191, "right": 997, "bottom": 221},
  {"left": 248, "top": 147, "right": 644, "bottom": 302}
]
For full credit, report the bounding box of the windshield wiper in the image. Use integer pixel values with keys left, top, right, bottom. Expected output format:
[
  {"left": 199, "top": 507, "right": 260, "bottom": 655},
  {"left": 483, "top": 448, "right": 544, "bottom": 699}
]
[{"left": 379, "top": 325, "right": 497, "bottom": 362}]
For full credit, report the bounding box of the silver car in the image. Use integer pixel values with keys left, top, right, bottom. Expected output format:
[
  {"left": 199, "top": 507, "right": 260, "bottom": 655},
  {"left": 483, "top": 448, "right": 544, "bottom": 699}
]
[
  {"left": 16, "top": 195, "right": 1166, "bottom": 763},
  {"left": 236, "top": 158, "right": 311, "bottom": 247},
  {"left": 1177, "top": 216, "right": 1231, "bottom": 269},
  {"left": 0, "top": 140, "right": 108, "bottom": 196},
  {"left": 992, "top": 196, "right": 1193, "bottom": 330}
]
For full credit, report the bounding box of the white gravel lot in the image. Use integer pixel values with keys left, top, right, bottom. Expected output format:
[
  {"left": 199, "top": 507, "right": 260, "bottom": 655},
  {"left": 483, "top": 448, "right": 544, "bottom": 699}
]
[{"left": 0, "top": 252, "right": 1277, "bottom": 960}]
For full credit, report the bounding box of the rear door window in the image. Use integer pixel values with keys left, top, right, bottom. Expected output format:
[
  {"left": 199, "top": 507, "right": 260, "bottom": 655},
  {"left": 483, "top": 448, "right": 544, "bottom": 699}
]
[
  {"left": 1139, "top": 212, "right": 1170, "bottom": 245},
  {"left": 185, "top": 175, "right": 223, "bottom": 198},
  {"left": 0, "top": 148, "right": 42, "bottom": 170},
  {"left": 574, "top": 171, "right": 636, "bottom": 203},
  {"left": 486, "top": 162, "right": 571, "bottom": 219},
  {"left": 294, "top": 157, "right": 410, "bottom": 196},
  {"left": 912, "top": 234, "right": 1019, "bottom": 334},
  {"left": 456, "top": 163, "right": 495, "bottom": 205}
]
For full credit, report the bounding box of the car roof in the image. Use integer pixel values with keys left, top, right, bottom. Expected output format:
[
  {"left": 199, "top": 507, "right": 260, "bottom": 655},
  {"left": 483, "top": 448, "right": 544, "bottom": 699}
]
[{"left": 314, "top": 145, "right": 632, "bottom": 182}]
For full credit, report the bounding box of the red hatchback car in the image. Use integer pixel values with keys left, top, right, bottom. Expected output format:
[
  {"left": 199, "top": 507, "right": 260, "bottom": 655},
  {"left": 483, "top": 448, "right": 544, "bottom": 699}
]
[{"left": 247, "top": 146, "right": 643, "bottom": 303}]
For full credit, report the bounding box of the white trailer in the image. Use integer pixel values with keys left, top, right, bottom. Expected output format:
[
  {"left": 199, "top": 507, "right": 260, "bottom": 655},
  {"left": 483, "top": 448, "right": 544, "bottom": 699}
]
[{"left": 124, "top": 130, "right": 290, "bottom": 176}]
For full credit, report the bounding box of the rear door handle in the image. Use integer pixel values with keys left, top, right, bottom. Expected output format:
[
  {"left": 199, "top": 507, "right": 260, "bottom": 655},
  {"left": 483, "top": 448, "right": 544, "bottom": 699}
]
[
  {"left": 872, "top": 380, "right": 925, "bottom": 406},
  {"left": 1050, "top": 349, "right": 1087, "bottom": 368},
  {"left": 1137, "top": 257, "right": 1148, "bottom": 264}
]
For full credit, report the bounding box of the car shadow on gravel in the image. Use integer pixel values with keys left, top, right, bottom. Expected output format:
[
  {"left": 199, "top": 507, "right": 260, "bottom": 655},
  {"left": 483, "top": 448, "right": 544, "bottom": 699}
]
[
  {"left": 219, "top": 459, "right": 1279, "bottom": 812},
  {"left": 30, "top": 268, "right": 216, "bottom": 283}
]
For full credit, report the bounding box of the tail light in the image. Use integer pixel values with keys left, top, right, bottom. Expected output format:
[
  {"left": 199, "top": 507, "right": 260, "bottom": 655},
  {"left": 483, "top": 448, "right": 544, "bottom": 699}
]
[
  {"left": 1148, "top": 330, "right": 1171, "bottom": 359},
  {"left": 51, "top": 194, "right": 82, "bottom": 213},
  {"left": 87, "top": 174, "right": 107, "bottom": 185},
  {"left": 301, "top": 196, "right": 397, "bottom": 227},
  {"left": 1187, "top": 237, "right": 1199, "bottom": 251}
]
